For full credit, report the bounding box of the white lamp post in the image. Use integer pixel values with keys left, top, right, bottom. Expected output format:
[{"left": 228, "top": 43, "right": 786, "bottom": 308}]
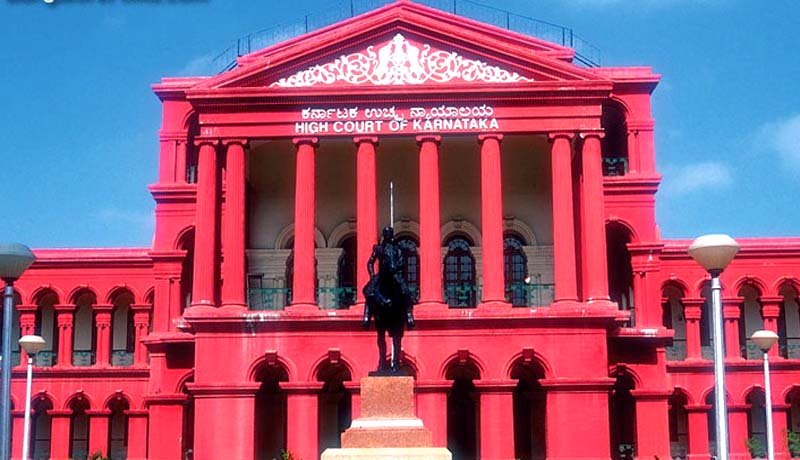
[
  {"left": 752, "top": 329, "right": 779, "bottom": 460},
  {"left": 689, "top": 234, "right": 740, "bottom": 460},
  {"left": 0, "top": 243, "right": 36, "bottom": 460},
  {"left": 18, "top": 335, "right": 45, "bottom": 460}
]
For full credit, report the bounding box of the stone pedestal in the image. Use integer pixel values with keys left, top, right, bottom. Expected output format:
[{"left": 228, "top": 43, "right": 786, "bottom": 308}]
[{"left": 322, "top": 376, "right": 451, "bottom": 460}]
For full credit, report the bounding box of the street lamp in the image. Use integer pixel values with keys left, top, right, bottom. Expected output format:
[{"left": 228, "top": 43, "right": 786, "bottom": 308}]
[
  {"left": 0, "top": 244, "right": 36, "bottom": 460},
  {"left": 752, "top": 329, "right": 779, "bottom": 460},
  {"left": 689, "top": 234, "right": 740, "bottom": 460},
  {"left": 18, "top": 335, "right": 45, "bottom": 460}
]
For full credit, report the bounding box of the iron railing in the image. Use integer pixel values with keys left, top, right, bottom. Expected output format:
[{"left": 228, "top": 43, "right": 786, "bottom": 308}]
[
  {"left": 602, "top": 157, "right": 628, "bottom": 177},
  {"left": 111, "top": 350, "right": 135, "bottom": 367},
  {"left": 72, "top": 350, "right": 95, "bottom": 367},
  {"left": 34, "top": 351, "right": 56, "bottom": 367},
  {"left": 210, "top": 0, "right": 600, "bottom": 74}
]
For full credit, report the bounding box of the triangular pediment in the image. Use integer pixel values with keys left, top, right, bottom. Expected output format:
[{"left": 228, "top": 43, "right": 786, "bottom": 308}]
[{"left": 191, "top": 1, "right": 609, "bottom": 92}]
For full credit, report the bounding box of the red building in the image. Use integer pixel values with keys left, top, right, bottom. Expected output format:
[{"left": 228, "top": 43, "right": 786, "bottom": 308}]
[{"left": 7, "top": 2, "right": 800, "bottom": 459}]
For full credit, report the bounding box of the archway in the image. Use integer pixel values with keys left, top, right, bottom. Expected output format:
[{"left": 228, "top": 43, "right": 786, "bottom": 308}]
[
  {"left": 110, "top": 290, "right": 135, "bottom": 367},
  {"left": 668, "top": 390, "right": 689, "bottom": 459},
  {"left": 108, "top": 395, "right": 130, "bottom": 460},
  {"left": 254, "top": 364, "right": 289, "bottom": 459},
  {"left": 317, "top": 361, "right": 353, "bottom": 453},
  {"left": 779, "top": 284, "right": 800, "bottom": 358},
  {"left": 30, "top": 396, "right": 53, "bottom": 459},
  {"left": 746, "top": 389, "right": 768, "bottom": 457},
  {"left": 34, "top": 290, "right": 59, "bottom": 367},
  {"left": 663, "top": 283, "right": 687, "bottom": 361},
  {"left": 443, "top": 234, "right": 477, "bottom": 308},
  {"left": 504, "top": 233, "right": 529, "bottom": 307},
  {"left": 606, "top": 222, "right": 634, "bottom": 322},
  {"left": 396, "top": 234, "right": 420, "bottom": 299},
  {"left": 178, "top": 229, "right": 195, "bottom": 312},
  {"left": 739, "top": 284, "right": 764, "bottom": 359},
  {"left": 69, "top": 396, "right": 90, "bottom": 460},
  {"left": 601, "top": 102, "right": 629, "bottom": 176},
  {"left": 336, "top": 235, "right": 357, "bottom": 309},
  {"left": 446, "top": 360, "right": 480, "bottom": 459},
  {"left": 511, "top": 359, "right": 546, "bottom": 460},
  {"left": 609, "top": 372, "right": 636, "bottom": 459},
  {"left": 73, "top": 289, "right": 97, "bottom": 367}
]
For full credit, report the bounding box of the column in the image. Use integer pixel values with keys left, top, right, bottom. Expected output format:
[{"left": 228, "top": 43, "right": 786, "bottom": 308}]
[
  {"left": 626, "top": 128, "right": 640, "bottom": 174},
  {"left": 17, "top": 305, "right": 36, "bottom": 366},
  {"left": 475, "top": 379, "right": 516, "bottom": 459},
  {"left": 131, "top": 305, "right": 150, "bottom": 366},
  {"left": 541, "top": 378, "right": 615, "bottom": 459},
  {"left": 417, "top": 135, "right": 445, "bottom": 307},
  {"left": 723, "top": 297, "right": 743, "bottom": 360},
  {"left": 289, "top": 138, "right": 319, "bottom": 310},
  {"left": 355, "top": 137, "right": 378, "bottom": 308},
  {"left": 54, "top": 305, "right": 75, "bottom": 366},
  {"left": 771, "top": 403, "right": 790, "bottom": 459},
  {"left": 762, "top": 296, "right": 783, "bottom": 358},
  {"left": 478, "top": 135, "right": 509, "bottom": 307},
  {"left": 221, "top": 140, "right": 248, "bottom": 309},
  {"left": 728, "top": 404, "right": 749, "bottom": 458},
  {"left": 87, "top": 410, "right": 110, "bottom": 456},
  {"left": 188, "top": 384, "right": 260, "bottom": 460},
  {"left": 145, "top": 395, "right": 187, "bottom": 460},
  {"left": 549, "top": 133, "right": 579, "bottom": 303},
  {"left": 94, "top": 304, "right": 113, "bottom": 367},
  {"left": 685, "top": 300, "right": 703, "bottom": 360},
  {"left": 686, "top": 404, "right": 710, "bottom": 459},
  {"left": 630, "top": 390, "right": 672, "bottom": 458},
  {"left": 344, "top": 381, "right": 361, "bottom": 420},
  {"left": 281, "top": 382, "right": 323, "bottom": 460},
  {"left": 175, "top": 140, "right": 187, "bottom": 183},
  {"left": 191, "top": 140, "right": 219, "bottom": 309},
  {"left": 580, "top": 132, "right": 610, "bottom": 302},
  {"left": 127, "top": 410, "right": 149, "bottom": 460},
  {"left": 11, "top": 409, "right": 24, "bottom": 459},
  {"left": 415, "top": 380, "right": 449, "bottom": 447},
  {"left": 49, "top": 410, "right": 72, "bottom": 459}
]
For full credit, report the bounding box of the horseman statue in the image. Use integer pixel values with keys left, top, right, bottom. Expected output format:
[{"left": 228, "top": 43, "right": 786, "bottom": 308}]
[{"left": 362, "top": 226, "right": 416, "bottom": 373}]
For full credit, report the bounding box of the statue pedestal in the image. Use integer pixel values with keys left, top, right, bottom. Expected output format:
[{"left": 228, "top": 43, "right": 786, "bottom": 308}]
[{"left": 321, "top": 376, "right": 451, "bottom": 460}]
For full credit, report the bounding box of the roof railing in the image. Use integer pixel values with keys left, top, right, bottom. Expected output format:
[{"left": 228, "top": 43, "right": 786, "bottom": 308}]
[{"left": 210, "top": 0, "right": 601, "bottom": 74}]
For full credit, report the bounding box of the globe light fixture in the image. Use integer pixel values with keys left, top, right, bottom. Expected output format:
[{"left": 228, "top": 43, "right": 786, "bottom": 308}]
[
  {"left": 688, "top": 234, "right": 740, "bottom": 460},
  {"left": 0, "top": 243, "right": 35, "bottom": 460},
  {"left": 752, "top": 329, "right": 779, "bottom": 460}
]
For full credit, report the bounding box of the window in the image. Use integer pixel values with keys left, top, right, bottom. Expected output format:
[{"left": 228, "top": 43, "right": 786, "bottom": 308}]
[
  {"left": 504, "top": 235, "right": 528, "bottom": 307},
  {"left": 444, "top": 236, "right": 476, "bottom": 308},
  {"left": 336, "top": 236, "right": 357, "bottom": 308},
  {"left": 396, "top": 235, "right": 419, "bottom": 298},
  {"left": 69, "top": 400, "right": 90, "bottom": 460}
]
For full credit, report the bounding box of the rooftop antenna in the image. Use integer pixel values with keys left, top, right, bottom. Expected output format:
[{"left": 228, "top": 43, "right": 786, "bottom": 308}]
[{"left": 389, "top": 181, "right": 395, "bottom": 229}]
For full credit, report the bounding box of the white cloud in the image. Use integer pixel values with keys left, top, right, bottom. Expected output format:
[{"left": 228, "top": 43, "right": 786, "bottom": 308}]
[
  {"left": 760, "top": 114, "right": 800, "bottom": 168},
  {"left": 660, "top": 161, "right": 733, "bottom": 196}
]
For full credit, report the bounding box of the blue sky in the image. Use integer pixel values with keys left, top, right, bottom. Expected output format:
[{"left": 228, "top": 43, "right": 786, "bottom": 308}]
[{"left": 2, "top": 0, "right": 799, "bottom": 248}]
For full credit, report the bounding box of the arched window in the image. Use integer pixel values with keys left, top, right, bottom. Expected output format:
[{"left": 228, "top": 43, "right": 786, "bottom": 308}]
[
  {"left": 609, "top": 372, "right": 636, "bottom": 459},
  {"left": 31, "top": 397, "right": 53, "bottom": 460},
  {"left": 446, "top": 361, "right": 480, "bottom": 460},
  {"left": 336, "top": 235, "right": 357, "bottom": 309},
  {"left": 396, "top": 235, "right": 419, "bottom": 299},
  {"left": 779, "top": 285, "right": 800, "bottom": 359},
  {"left": 444, "top": 235, "right": 476, "bottom": 308},
  {"left": 34, "top": 292, "right": 58, "bottom": 367},
  {"left": 73, "top": 291, "right": 96, "bottom": 367},
  {"left": 746, "top": 390, "right": 768, "bottom": 457},
  {"left": 739, "top": 285, "right": 764, "bottom": 359},
  {"left": 178, "top": 230, "right": 195, "bottom": 313},
  {"left": 504, "top": 234, "right": 528, "bottom": 307},
  {"left": 69, "top": 397, "right": 90, "bottom": 460},
  {"left": 700, "top": 283, "right": 713, "bottom": 360},
  {"left": 663, "top": 284, "right": 687, "bottom": 361},
  {"left": 668, "top": 391, "right": 689, "bottom": 459},
  {"left": 606, "top": 222, "right": 634, "bottom": 322},
  {"left": 317, "top": 362, "right": 352, "bottom": 454},
  {"left": 705, "top": 392, "right": 718, "bottom": 455},
  {"left": 511, "top": 361, "right": 546, "bottom": 460},
  {"left": 111, "top": 291, "right": 135, "bottom": 367},
  {"left": 255, "top": 365, "right": 289, "bottom": 459},
  {"left": 601, "top": 102, "right": 629, "bottom": 176},
  {"left": 108, "top": 397, "right": 130, "bottom": 460}
]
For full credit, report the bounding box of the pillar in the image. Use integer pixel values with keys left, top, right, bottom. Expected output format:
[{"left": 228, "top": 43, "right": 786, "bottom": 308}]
[
  {"left": 191, "top": 140, "right": 220, "bottom": 308},
  {"left": 175, "top": 140, "right": 187, "bottom": 183},
  {"left": 355, "top": 137, "right": 378, "bottom": 308},
  {"left": 630, "top": 390, "right": 672, "bottom": 458},
  {"left": 475, "top": 379, "right": 516, "bottom": 459},
  {"left": 221, "top": 139, "right": 248, "bottom": 309},
  {"left": 626, "top": 128, "right": 640, "bottom": 174},
  {"left": 281, "top": 382, "right": 323, "bottom": 460},
  {"left": 548, "top": 133, "right": 578, "bottom": 303},
  {"left": 144, "top": 395, "right": 186, "bottom": 460},
  {"left": 87, "top": 410, "right": 110, "bottom": 456},
  {"left": 131, "top": 305, "right": 150, "bottom": 366},
  {"left": 188, "top": 384, "right": 259, "bottom": 460},
  {"left": 94, "top": 304, "right": 113, "bottom": 367},
  {"left": 686, "top": 404, "right": 711, "bottom": 459},
  {"left": 289, "top": 138, "right": 319, "bottom": 310},
  {"left": 417, "top": 135, "right": 445, "bottom": 308},
  {"left": 477, "top": 135, "right": 509, "bottom": 307},
  {"left": 685, "top": 300, "right": 703, "bottom": 360},
  {"left": 127, "top": 410, "right": 149, "bottom": 460},
  {"left": 17, "top": 305, "right": 36, "bottom": 367},
  {"left": 11, "top": 410, "right": 24, "bottom": 459},
  {"left": 728, "top": 404, "right": 749, "bottom": 458},
  {"left": 541, "top": 378, "right": 615, "bottom": 459},
  {"left": 771, "top": 403, "right": 790, "bottom": 459},
  {"left": 49, "top": 410, "right": 71, "bottom": 460},
  {"left": 54, "top": 305, "right": 74, "bottom": 366},
  {"left": 762, "top": 296, "right": 783, "bottom": 358},
  {"left": 723, "top": 298, "right": 743, "bottom": 360},
  {"left": 415, "top": 380, "right": 449, "bottom": 447},
  {"left": 149, "top": 252, "right": 183, "bottom": 332},
  {"left": 579, "top": 132, "right": 610, "bottom": 302}
]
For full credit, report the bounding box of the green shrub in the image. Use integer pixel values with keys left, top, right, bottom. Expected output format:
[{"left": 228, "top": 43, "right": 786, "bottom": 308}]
[{"left": 746, "top": 436, "right": 767, "bottom": 458}]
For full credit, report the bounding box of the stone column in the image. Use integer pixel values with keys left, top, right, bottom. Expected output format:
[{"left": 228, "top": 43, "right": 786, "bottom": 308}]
[
  {"left": 289, "top": 138, "right": 319, "bottom": 311},
  {"left": 191, "top": 140, "right": 220, "bottom": 308},
  {"left": 728, "top": 404, "right": 749, "bottom": 458},
  {"left": 475, "top": 379, "right": 516, "bottom": 459},
  {"left": 771, "top": 403, "right": 790, "bottom": 459},
  {"left": 126, "top": 410, "right": 149, "bottom": 460},
  {"left": 11, "top": 409, "right": 24, "bottom": 459},
  {"left": 630, "top": 389, "right": 672, "bottom": 458},
  {"left": 762, "top": 296, "right": 783, "bottom": 358},
  {"left": 188, "top": 384, "right": 260, "bottom": 460},
  {"left": 144, "top": 394, "right": 187, "bottom": 460},
  {"left": 415, "top": 380, "right": 450, "bottom": 447},
  {"left": 417, "top": 135, "right": 445, "bottom": 308},
  {"left": 478, "top": 135, "right": 509, "bottom": 308},
  {"left": 17, "top": 304, "right": 36, "bottom": 367},
  {"left": 49, "top": 409, "right": 72, "bottom": 459},
  {"left": 131, "top": 305, "right": 151, "bottom": 366},
  {"left": 579, "top": 132, "right": 610, "bottom": 303},
  {"left": 548, "top": 132, "right": 578, "bottom": 304},
  {"left": 355, "top": 137, "right": 378, "bottom": 309},
  {"left": 150, "top": 252, "right": 183, "bottom": 331},
  {"left": 684, "top": 299, "right": 703, "bottom": 360},
  {"left": 281, "top": 382, "right": 324, "bottom": 460},
  {"left": 87, "top": 409, "right": 110, "bottom": 457},
  {"left": 686, "top": 404, "right": 710, "bottom": 459},
  {"left": 221, "top": 139, "right": 248, "bottom": 310},
  {"left": 175, "top": 139, "right": 187, "bottom": 183},
  {"left": 94, "top": 304, "right": 113, "bottom": 367},
  {"left": 54, "top": 304, "right": 75, "bottom": 367},
  {"left": 723, "top": 297, "right": 743, "bottom": 360}
]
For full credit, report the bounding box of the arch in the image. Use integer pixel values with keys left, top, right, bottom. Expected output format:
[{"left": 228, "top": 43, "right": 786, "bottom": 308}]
[
  {"left": 309, "top": 352, "right": 357, "bottom": 382},
  {"left": 504, "top": 351, "right": 553, "bottom": 380},
  {"left": 275, "top": 223, "right": 327, "bottom": 249},
  {"left": 399, "top": 352, "right": 421, "bottom": 378},
  {"left": 502, "top": 217, "right": 537, "bottom": 246},
  {"left": 742, "top": 385, "right": 766, "bottom": 405},
  {"left": 248, "top": 353, "right": 296, "bottom": 383},
  {"left": 175, "top": 225, "right": 195, "bottom": 250},
  {"left": 328, "top": 220, "right": 357, "bottom": 249},
  {"left": 67, "top": 286, "right": 99, "bottom": 305},
  {"left": 103, "top": 391, "right": 135, "bottom": 411},
  {"left": 608, "top": 364, "right": 642, "bottom": 389},
  {"left": 734, "top": 276, "right": 768, "bottom": 297},
  {"left": 393, "top": 219, "right": 420, "bottom": 240},
  {"left": 693, "top": 277, "right": 712, "bottom": 298},
  {"left": 605, "top": 217, "right": 639, "bottom": 243},
  {"left": 181, "top": 109, "right": 198, "bottom": 131},
  {"left": 782, "top": 385, "right": 800, "bottom": 403},
  {"left": 30, "top": 286, "right": 62, "bottom": 305},
  {"left": 774, "top": 277, "right": 800, "bottom": 296},
  {"left": 174, "top": 370, "right": 195, "bottom": 394},
  {"left": 672, "top": 386, "right": 695, "bottom": 406},
  {"left": 63, "top": 391, "right": 94, "bottom": 411},
  {"left": 105, "top": 285, "right": 138, "bottom": 305},
  {"left": 31, "top": 390, "right": 57, "bottom": 409},
  {"left": 143, "top": 286, "right": 155, "bottom": 305},
  {"left": 661, "top": 278, "right": 690, "bottom": 298},
  {"left": 438, "top": 351, "right": 486, "bottom": 381},
  {"left": 700, "top": 387, "right": 733, "bottom": 405},
  {"left": 12, "top": 286, "right": 27, "bottom": 305},
  {"left": 607, "top": 96, "right": 633, "bottom": 118},
  {"left": 441, "top": 219, "right": 481, "bottom": 246}
]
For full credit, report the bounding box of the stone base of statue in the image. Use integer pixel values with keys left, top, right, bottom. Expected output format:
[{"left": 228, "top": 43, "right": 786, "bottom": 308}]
[{"left": 321, "top": 376, "right": 452, "bottom": 460}]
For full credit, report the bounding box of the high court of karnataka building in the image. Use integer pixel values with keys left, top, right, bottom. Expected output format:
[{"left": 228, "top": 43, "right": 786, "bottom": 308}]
[{"left": 7, "top": 1, "right": 800, "bottom": 459}]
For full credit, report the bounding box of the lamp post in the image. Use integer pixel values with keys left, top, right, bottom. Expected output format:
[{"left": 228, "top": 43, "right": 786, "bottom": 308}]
[
  {"left": 18, "top": 335, "right": 45, "bottom": 460},
  {"left": 752, "top": 330, "right": 779, "bottom": 460},
  {"left": 0, "top": 244, "right": 36, "bottom": 460},
  {"left": 689, "top": 234, "right": 740, "bottom": 460}
]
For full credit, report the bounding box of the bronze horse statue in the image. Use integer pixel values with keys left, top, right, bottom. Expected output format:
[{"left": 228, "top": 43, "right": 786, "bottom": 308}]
[{"left": 362, "top": 226, "right": 416, "bottom": 373}]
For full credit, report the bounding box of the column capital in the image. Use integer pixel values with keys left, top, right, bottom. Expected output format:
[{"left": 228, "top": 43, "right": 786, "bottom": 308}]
[
  {"left": 193, "top": 138, "right": 220, "bottom": 147},
  {"left": 353, "top": 136, "right": 379, "bottom": 145},
  {"left": 579, "top": 130, "right": 605, "bottom": 140},
  {"left": 477, "top": 133, "right": 503, "bottom": 143},
  {"left": 685, "top": 403, "right": 711, "bottom": 413},
  {"left": 760, "top": 296, "right": 785, "bottom": 306},
  {"left": 762, "top": 304, "right": 781, "bottom": 319},
  {"left": 629, "top": 389, "right": 673, "bottom": 401},
  {"left": 539, "top": 377, "right": 616, "bottom": 391},
  {"left": 93, "top": 303, "right": 115, "bottom": 313},
  {"left": 292, "top": 137, "right": 319, "bottom": 147},
  {"left": 683, "top": 298, "right": 704, "bottom": 308},
  {"left": 416, "top": 134, "right": 441, "bottom": 145},
  {"left": 547, "top": 131, "right": 575, "bottom": 141},
  {"left": 279, "top": 381, "right": 325, "bottom": 394},
  {"left": 473, "top": 379, "right": 517, "bottom": 392},
  {"left": 53, "top": 304, "right": 76, "bottom": 313},
  {"left": 722, "top": 296, "right": 745, "bottom": 307},
  {"left": 16, "top": 303, "right": 37, "bottom": 313},
  {"left": 131, "top": 303, "right": 152, "bottom": 312},
  {"left": 222, "top": 138, "right": 249, "bottom": 147},
  {"left": 185, "top": 382, "right": 262, "bottom": 398},
  {"left": 684, "top": 305, "right": 702, "bottom": 320},
  {"left": 723, "top": 305, "right": 741, "bottom": 319}
]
